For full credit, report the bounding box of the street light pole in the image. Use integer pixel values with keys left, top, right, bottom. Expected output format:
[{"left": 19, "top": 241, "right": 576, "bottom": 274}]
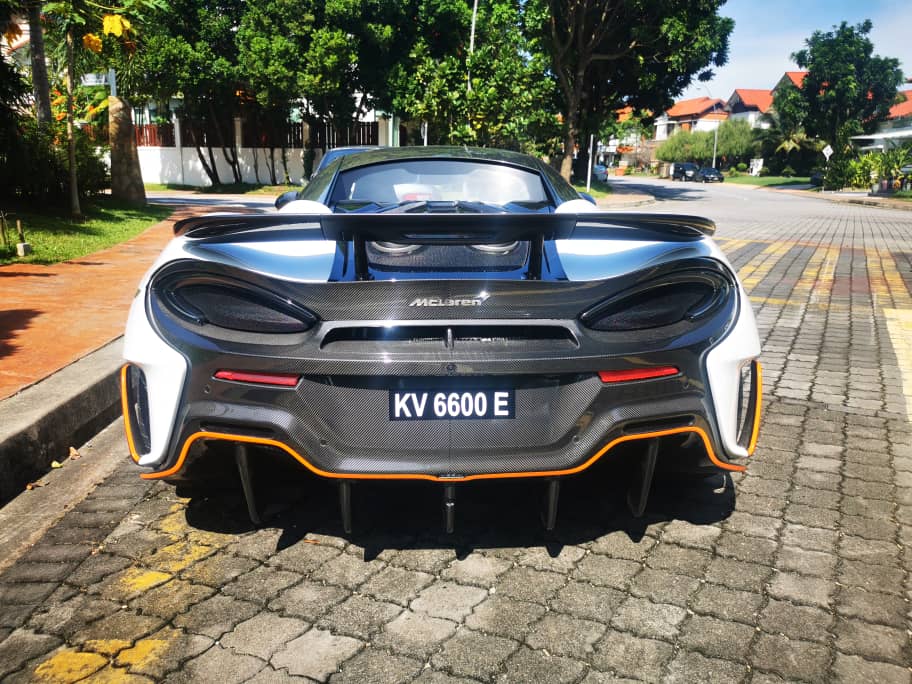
[
  {"left": 702, "top": 85, "right": 719, "bottom": 169},
  {"left": 468, "top": 0, "right": 479, "bottom": 93}
]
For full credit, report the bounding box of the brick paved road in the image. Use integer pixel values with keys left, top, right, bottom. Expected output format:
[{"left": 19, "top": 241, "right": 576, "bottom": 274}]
[{"left": 1, "top": 183, "right": 911, "bottom": 683}]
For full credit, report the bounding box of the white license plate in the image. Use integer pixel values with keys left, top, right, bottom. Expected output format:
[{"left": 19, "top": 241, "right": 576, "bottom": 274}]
[{"left": 389, "top": 389, "right": 515, "bottom": 420}]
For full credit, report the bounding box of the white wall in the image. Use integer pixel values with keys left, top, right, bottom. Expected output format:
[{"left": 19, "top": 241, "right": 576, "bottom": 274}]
[
  {"left": 693, "top": 119, "right": 722, "bottom": 133},
  {"left": 139, "top": 146, "right": 309, "bottom": 187}
]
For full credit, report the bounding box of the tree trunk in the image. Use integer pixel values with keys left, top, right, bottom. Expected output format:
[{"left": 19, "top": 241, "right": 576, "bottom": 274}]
[
  {"left": 186, "top": 120, "right": 221, "bottom": 185},
  {"left": 65, "top": 25, "right": 82, "bottom": 220},
  {"left": 208, "top": 102, "right": 241, "bottom": 183},
  {"left": 560, "top": 95, "right": 580, "bottom": 181},
  {"left": 267, "top": 147, "right": 277, "bottom": 185},
  {"left": 108, "top": 96, "right": 146, "bottom": 205},
  {"left": 27, "top": 0, "right": 52, "bottom": 125}
]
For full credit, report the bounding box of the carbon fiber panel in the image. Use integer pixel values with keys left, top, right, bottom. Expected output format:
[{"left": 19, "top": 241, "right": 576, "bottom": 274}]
[
  {"left": 366, "top": 243, "right": 529, "bottom": 271},
  {"left": 151, "top": 255, "right": 726, "bottom": 322},
  {"left": 173, "top": 372, "right": 710, "bottom": 476}
]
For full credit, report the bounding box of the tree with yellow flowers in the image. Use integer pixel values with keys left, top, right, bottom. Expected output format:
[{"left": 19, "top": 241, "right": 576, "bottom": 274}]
[{"left": 42, "top": 1, "right": 162, "bottom": 217}]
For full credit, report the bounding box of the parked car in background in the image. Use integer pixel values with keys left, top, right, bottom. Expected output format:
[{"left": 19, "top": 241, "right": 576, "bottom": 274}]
[
  {"left": 592, "top": 164, "right": 608, "bottom": 182},
  {"left": 313, "top": 145, "right": 380, "bottom": 178},
  {"left": 122, "top": 146, "right": 761, "bottom": 534},
  {"left": 671, "top": 162, "right": 699, "bottom": 181},
  {"left": 697, "top": 167, "right": 724, "bottom": 183}
]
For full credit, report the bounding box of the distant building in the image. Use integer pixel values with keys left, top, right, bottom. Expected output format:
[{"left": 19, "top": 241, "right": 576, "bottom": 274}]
[
  {"left": 851, "top": 89, "right": 912, "bottom": 151},
  {"left": 726, "top": 89, "right": 773, "bottom": 129},
  {"left": 777, "top": 71, "right": 808, "bottom": 91},
  {"left": 653, "top": 97, "right": 726, "bottom": 141}
]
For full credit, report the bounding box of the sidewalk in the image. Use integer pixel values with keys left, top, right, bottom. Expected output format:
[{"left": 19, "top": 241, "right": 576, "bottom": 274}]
[
  {"left": 0, "top": 207, "right": 193, "bottom": 401},
  {"left": 595, "top": 182, "right": 655, "bottom": 209}
]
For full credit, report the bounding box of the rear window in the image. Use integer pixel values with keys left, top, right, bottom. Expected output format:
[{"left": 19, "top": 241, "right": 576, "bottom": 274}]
[{"left": 330, "top": 160, "right": 549, "bottom": 206}]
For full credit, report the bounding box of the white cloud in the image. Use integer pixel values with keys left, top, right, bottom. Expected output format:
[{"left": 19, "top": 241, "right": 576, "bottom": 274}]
[{"left": 679, "top": 0, "right": 912, "bottom": 103}]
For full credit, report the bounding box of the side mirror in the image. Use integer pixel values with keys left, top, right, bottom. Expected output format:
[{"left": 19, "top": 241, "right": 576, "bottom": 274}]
[
  {"left": 275, "top": 190, "right": 299, "bottom": 210},
  {"left": 579, "top": 192, "right": 597, "bottom": 205}
]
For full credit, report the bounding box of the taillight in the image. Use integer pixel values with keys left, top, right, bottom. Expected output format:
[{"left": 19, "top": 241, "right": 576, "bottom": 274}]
[
  {"left": 598, "top": 366, "right": 680, "bottom": 383},
  {"left": 214, "top": 370, "right": 301, "bottom": 387},
  {"left": 580, "top": 270, "right": 730, "bottom": 332},
  {"left": 161, "top": 279, "right": 317, "bottom": 334}
]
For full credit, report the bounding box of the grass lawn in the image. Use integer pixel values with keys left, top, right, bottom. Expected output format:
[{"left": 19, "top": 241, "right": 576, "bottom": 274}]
[
  {"left": 893, "top": 190, "right": 912, "bottom": 201},
  {"left": 0, "top": 198, "right": 174, "bottom": 266},
  {"left": 573, "top": 180, "right": 613, "bottom": 199},
  {"left": 144, "top": 182, "right": 299, "bottom": 195},
  {"left": 724, "top": 175, "right": 811, "bottom": 187}
]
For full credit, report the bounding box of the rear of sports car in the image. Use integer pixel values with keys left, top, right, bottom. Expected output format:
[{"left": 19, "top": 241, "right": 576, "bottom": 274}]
[{"left": 121, "top": 212, "right": 761, "bottom": 530}]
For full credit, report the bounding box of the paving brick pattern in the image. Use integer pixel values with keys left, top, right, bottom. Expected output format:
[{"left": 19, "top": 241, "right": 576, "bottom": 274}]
[{"left": 1, "top": 185, "right": 912, "bottom": 682}]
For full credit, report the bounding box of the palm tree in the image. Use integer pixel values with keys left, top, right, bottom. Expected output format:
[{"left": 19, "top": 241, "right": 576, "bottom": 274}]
[{"left": 26, "top": 0, "right": 52, "bottom": 124}]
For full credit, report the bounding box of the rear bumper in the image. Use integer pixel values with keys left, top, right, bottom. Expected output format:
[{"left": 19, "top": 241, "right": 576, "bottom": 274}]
[{"left": 123, "top": 358, "right": 762, "bottom": 482}]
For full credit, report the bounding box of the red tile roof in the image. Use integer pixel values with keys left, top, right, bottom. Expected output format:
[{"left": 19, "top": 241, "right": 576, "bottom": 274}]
[
  {"left": 616, "top": 106, "right": 634, "bottom": 122},
  {"left": 665, "top": 97, "right": 723, "bottom": 118},
  {"left": 889, "top": 90, "right": 912, "bottom": 119},
  {"left": 784, "top": 71, "right": 807, "bottom": 88},
  {"left": 732, "top": 89, "right": 773, "bottom": 113}
]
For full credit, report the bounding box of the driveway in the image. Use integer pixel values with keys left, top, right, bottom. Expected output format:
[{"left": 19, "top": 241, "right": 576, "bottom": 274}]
[{"left": 1, "top": 185, "right": 911, "bottom": 683}]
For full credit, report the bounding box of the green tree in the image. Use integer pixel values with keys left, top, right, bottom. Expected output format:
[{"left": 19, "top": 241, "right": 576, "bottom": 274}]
[
  {"left": 716, "top": 119, "right": 753, "bottom": 165},
  {"left": 40, "top": 1, "right": 161, "bottom": 216},
  {"left": 655, "top": 129, "right": 713, "bottom": 165},
  {"left": 792, "top": 20, "right": 903, "bottom": 157},
  {"left": 123, "top": 0, "right": 246, "bottom": 185},
  {"left": 529, "top": 0, "right": 733, "bottom": 179},
  {"left": 390, "top": 0, "right": 560, "bottom": 154}
]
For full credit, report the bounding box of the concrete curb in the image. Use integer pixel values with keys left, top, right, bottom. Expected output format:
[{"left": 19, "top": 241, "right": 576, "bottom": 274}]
[
  {"left": 841, "top": 197, "right": 912, "bottom": 212},
  {"left": 771, "top": 187, "right": 912, "bottom": 212},
  {"left": 0, "top": 338, "right": 124, "bottom": 505}
]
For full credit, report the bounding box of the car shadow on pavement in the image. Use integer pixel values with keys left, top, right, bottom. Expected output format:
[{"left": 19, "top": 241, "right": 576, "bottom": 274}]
[
  {"left": 613, "top": 180, "right": 708, "bottom": 203},
  {"left": 180, "top": 444, "right": 735, "bottom": 559}
]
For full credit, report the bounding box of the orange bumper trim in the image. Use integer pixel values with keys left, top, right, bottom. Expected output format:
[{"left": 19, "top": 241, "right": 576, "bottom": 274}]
[
  {"left": 139, "top": 424, "right": 746, "bottom": 482},
  {"left": 747, "top": 361, "right": 763, "bottom": 456}
]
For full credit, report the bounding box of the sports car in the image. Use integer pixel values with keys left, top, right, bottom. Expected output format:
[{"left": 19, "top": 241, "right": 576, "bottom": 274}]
[{"left": 122, "top": 146, "right": 761, "bottom": 532}]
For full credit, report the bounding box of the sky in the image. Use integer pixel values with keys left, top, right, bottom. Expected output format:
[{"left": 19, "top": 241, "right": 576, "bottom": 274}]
[{"left": 680, "top": 0, "right": 912, "bottom": 102}]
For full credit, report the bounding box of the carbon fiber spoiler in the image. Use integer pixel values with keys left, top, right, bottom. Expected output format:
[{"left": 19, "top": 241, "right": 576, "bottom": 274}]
[
  {"left": 173, "top": 212, "right": 716, "bottom": 241},
  {"left": 174, "top": 212, "right": 716, "bottom": 280}
]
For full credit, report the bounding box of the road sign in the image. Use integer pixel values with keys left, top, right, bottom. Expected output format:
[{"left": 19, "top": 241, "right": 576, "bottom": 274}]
[{"left": 822, "top": 144, "right": 833, "bottom": 160}]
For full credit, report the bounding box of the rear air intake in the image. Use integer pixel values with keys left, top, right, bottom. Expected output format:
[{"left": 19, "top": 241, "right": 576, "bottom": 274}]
[
  {"left": 123, "top": 365, "right": 152, "bottom": 456},
  {"left": 736, "top": 360, "right": 762, "bottom": 453}
]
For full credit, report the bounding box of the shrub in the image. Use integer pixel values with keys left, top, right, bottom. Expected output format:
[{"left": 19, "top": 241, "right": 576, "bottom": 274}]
[
  {"left": 847, "top": 157, "right": 877, "bottom": 188},
  {"left": 736, "top": 162, "right": 748, "bottom": 172},
  {"left": 759, "top": 166, "right": 770, "bottom": 177},
  {"left": 0, "top": 118, "right": 108, "bottom": 203},
  {"left": 781, "top": 165, "right": 795, "bottom": 177}
]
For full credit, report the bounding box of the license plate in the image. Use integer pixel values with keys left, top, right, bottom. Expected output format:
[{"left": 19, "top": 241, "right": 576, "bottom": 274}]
[{"left": 389, "top": 389, "right": 515, "bottom": 420}]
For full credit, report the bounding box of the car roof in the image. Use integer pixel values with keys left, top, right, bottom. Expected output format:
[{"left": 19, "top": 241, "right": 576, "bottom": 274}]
[{"left": 336, "top": 145, "right": 546, "bottom": 174}]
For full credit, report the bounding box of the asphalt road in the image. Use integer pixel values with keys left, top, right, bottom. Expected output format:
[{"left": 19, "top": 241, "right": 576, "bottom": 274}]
[{"left": 1, "top": 183, "right": 911, "bottom": 683}]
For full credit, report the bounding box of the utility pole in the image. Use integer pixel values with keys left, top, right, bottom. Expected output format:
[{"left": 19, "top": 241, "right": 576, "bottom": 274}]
[
  {"left": 467, "top": 0, "right": 479, "bottom": 92},
  {"left": 701, "top": 85, "right": 720, "bottom": 169}
]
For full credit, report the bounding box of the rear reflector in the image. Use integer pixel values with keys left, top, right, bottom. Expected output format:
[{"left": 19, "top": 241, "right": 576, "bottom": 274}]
[
  {"left": 214, "top": 370, "right": 301, "bottom": 387},
  {"left": 598, "top": 366, "right": 679, "bottom": 383}
]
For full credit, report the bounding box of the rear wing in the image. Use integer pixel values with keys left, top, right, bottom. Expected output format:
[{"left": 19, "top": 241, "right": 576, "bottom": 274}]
[{"left": 174, "top": 212, "right": 716, "bottom": 281}]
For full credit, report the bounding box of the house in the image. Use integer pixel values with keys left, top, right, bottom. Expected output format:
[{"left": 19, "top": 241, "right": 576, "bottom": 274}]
[
  {"left": 778, "top": 71, "right": 808, "bottom": 91},
  {"left": 653, "top": 97, "right": 727, "bottom": 141},
  {"left": 726, "top": 89, "right": 773, "bottom": 129},
  {"left": 850, "top": 89, "right": 912, "bottom": 151}
]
